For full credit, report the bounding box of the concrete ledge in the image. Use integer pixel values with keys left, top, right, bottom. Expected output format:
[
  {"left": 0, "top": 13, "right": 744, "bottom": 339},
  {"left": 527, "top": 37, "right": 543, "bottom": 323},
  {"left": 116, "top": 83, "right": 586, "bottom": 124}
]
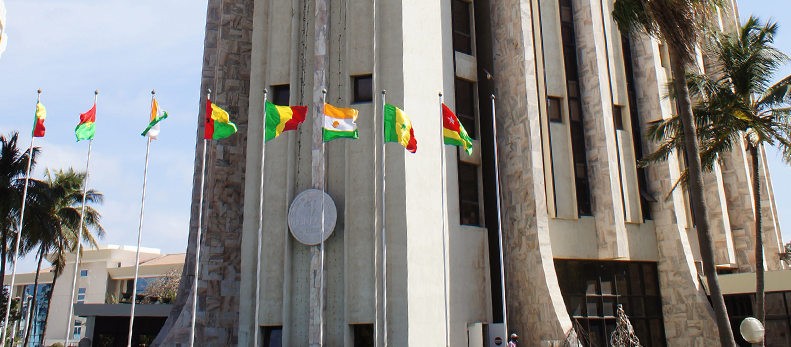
[{"left": 73, "top": 303, "right": 173, "bottom": 317}]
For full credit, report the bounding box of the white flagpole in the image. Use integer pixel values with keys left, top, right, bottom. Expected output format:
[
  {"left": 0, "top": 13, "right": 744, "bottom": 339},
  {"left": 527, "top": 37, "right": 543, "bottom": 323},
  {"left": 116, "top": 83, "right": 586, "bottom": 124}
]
[
  {"left": 126, "top": 91, "right": 156, "bottom": 347},
  {"left": 189, "top": 91, "right": 211, "bottom": 347},
  {"left": 319, "top": 89, "right": 328, "bottom": 347},
  {"left": 381, "top": 90, "right": 388, "bottom": 347},
  {"left": 438, "top": 93, "right": 450, "bottom": 347},
  {"left": 0, "top": 90, "right": 41, "bottom": 347},
  {"left": 253, "top": 89, "right": 268, "bottom": 346},
  {"left": 65, "top": 90, "right": 98, "bottom": 347},
  {"left": 490, "top": 94, "right": 509, "bottom": 340}
]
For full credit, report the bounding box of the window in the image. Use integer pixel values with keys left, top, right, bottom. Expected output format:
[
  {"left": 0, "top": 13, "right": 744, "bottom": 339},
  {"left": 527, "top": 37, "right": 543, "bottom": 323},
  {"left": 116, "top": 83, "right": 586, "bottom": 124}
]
[
  {"left": 352, "top": 324, "right": 374, "bottom": 347},
  {"left": 262, "top": 326, "right": 283, "bottom": 347},
  {"left": 559, "top": 0, "right": 592, "bottom": 216},
  {"left": 73, "top": 327, "right": 81, "bottom": 340},
  {"left": 271, "top": 84, "right": 290, "bottom": 106},
  {"left": 80, "top": 269, "right": 88, "bottom": 277},
  {"left": 455, "top": 78, "right": 477, "bottom": 139},
  {"left": 555, "top": 260, "right": 666, "bottom": 347},
  {"left": 458, "top": 162, "right": 481, "bottom": 226},
  {"left": 548, "top": 97, "right": 563, "bottom": 122},
  {"left": 352, "top": 75, "right": 373, "bottom": 103},
  {"left": 725, "top": 291, "right": 791, "bottom": 346},
  {"left": 621, "top": 35, "right": 652, "bottom": 220},
  {"left": 613, "top": 106, "right": 624, "bottom": 130},
  {"left": 77, "top": 287, "right": 85, "bottom": 303},
  {"left": 78, "top": 288, "right": 86, "bottom": 294},
  {"left": 451, "top": 0, "right": 473, "bottom": 55}
]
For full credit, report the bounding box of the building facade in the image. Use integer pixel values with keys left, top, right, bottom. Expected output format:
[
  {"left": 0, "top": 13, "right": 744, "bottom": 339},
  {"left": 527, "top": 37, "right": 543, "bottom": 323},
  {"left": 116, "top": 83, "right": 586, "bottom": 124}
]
[
  {"left": 3, "top": 245, "right": 183, "bottom": 346},
  {"left": 153, "top": 0, "right": 787, "bottom": 346}
]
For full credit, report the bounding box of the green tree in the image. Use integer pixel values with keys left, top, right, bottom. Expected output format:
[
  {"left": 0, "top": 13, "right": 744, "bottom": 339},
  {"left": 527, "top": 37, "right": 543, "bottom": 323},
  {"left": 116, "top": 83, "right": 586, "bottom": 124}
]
[
  {"left": 641, "top": 17, "right": 791, "bottom": 346},
  {"left": 22, "top": 168, "right": 105, "bottom": 346},
  {"left": 0, "top": 132, "right": 42, "bottom": 283},
  {"left": 611, "top": 0, "right": 737, "bottom": 345}
]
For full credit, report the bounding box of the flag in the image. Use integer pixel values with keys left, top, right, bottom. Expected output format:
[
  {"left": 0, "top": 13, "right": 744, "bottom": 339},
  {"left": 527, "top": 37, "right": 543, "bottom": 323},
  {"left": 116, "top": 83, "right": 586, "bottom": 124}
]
[
  {"left": 32, "top": 102, "right": 46, "bottom": 138},
  {"left": 75, "top": 103, "right": 96, "bottom": 141},
  {"left": 384, "top": 103, "right": 417, "bottom": 153},
  {"left": 323, "top": 103, "right": 358, "bottom": 142},
  {"left": 442, "top": 104, "right": 473, "bottom": 155},
  {"left": 264, "top": 100, "right": 307, "bottom": 141},
  {"left": 205, "top": 98, "right": 237, "bottom": 140},
  {"left": 142, "top": 98, "right": 168, "bottom": 139},
  {"left": 0, "top": 1, "right": 6, "bottom": 58}
]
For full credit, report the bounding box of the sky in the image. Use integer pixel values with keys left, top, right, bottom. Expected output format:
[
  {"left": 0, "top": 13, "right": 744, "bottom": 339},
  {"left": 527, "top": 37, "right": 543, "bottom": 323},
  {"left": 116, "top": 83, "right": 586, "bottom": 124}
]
[
  {"left": 0, "top": 0, "right": 207, "bottom": 272},
  {"left": 0, "top": 1, "right": 789, "bottom": 274}
]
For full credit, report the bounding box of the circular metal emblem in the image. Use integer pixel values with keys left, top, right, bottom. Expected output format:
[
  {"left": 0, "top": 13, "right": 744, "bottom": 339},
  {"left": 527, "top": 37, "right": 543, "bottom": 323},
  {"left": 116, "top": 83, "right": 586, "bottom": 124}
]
[{"left": 288, "top": 189, "right": 337, "bottom": 245}]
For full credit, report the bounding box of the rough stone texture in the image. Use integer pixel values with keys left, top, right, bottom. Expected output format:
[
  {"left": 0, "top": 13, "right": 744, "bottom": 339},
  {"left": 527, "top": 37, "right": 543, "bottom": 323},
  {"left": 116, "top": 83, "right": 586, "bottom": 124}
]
[
  {"left": 571, "top": 0, "right": 628, "bottom": 260},
  {"left": 628, "top": 34, "right": 720, "bottom": 346},
  {"left": 489, "top": 0, "right": 575, "bottom": 345},
  {"left": 719, "top": 141, "right": 758, "bottom": 272},
  {"left": 153, "top": 1, "right": 253, "bottom": 345},
  {"left": 704, "top": 164, "right": 737, "bottom": 266}
]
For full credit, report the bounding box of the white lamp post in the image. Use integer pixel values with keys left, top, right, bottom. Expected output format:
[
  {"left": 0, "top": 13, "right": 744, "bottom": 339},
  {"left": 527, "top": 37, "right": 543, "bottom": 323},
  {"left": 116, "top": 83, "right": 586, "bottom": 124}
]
[{"left": 740, "top": 317, "right": 765, "bottom": 344}]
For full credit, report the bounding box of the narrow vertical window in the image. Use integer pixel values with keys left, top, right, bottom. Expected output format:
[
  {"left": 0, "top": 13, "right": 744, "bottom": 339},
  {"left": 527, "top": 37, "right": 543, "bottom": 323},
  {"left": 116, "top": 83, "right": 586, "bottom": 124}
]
[
  {"left": 352, "top": 75, "right": 373, "bottom": 103},
  {"left": 455, "top": 78, "right": 477, "bottom": 139},
  {"left": 548, "top": 97, "right": 563, "bottom": 123},
  {"left": 621, "top": 35, "right": 654, "bottom": 220},
  {"left": 613, "top": 106, "right": 624, "bottom": 130},
  {"left": 262, "top": 326, "right": 283, "bottom": 347},
  {"left": 451, "top": 0, "right": 473, "bottom": 55},
  {"left": 458, "top": 162, "right": 481, "bottom": 226},
  {"left": 271, "top": 84, "right": 290, "bottom": 105},
  {"left": 559, "top": 0, "right": 592, "bottom": 216}
]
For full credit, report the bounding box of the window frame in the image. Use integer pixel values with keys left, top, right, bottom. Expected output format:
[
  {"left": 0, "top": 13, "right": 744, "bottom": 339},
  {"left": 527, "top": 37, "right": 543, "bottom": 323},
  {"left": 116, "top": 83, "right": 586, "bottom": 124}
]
[{"left": 351, "top": 74, "right": 373, "bottom": 104}]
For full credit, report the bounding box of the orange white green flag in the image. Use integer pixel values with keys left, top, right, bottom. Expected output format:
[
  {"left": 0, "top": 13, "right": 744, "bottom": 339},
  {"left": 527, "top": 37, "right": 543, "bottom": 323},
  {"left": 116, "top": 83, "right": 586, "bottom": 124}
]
[
  {"left": 384, "top": 103, "right": 417, "bottom": 153},
  {"left": 32, "top": 102, "right": 46, "bottom": 137},
  {"left": 142, "top": 98, "right": 168, "bottom": 139},
  {"left": 323, "top": 103, "right": 358, "bottom": 142},
  {"left": 442, "top": 104, "right": 473, "bottom": 155}
]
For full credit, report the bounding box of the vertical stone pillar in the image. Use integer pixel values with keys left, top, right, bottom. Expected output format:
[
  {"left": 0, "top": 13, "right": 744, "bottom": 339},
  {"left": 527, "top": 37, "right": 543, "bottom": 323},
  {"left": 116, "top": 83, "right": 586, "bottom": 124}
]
[
  {"left": 309, "top": 0, "right": 330, "bottom": 345},
  {"left": 720, "top": 141, "right": 758, "bottom": 272},
  {"left": 705, "top": 164, "right": 737, "bottom": 267},
  {"left": 628, "top": 34, "right": 720, "bottom": 346},
  {"left": 570, "top": 0, "right": 628, "bottom": 259},
  {"left": 152, "top": 0, "right": 254, "bottom": 345},
  {"left": 489, "top": 0, "right": 574, "bottom": 345}
]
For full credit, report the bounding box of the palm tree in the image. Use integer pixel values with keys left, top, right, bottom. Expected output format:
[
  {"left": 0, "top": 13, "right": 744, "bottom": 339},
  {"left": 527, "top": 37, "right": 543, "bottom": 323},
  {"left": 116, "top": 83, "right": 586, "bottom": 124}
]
[
  {"left": 641, "top": 17, "right": 791, "bottom": 346},
  {"left": 22, "top": 168, "right": 104, "bottom": 346},
  {"left": 0, "top": 132, "right": 41, "bottom": 283},
  {"left": 611, "top": 0, "right": 737, "bottom": 345}
]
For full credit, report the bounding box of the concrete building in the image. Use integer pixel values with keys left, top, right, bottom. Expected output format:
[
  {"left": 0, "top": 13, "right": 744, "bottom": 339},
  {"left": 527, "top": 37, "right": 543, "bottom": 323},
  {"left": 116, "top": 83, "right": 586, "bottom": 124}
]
[
  {"left": 3, "top": 245, "right": 183, "bottom": 346},
  {"left": 153, "top": 0, "right": 787, "bottom": 346}
]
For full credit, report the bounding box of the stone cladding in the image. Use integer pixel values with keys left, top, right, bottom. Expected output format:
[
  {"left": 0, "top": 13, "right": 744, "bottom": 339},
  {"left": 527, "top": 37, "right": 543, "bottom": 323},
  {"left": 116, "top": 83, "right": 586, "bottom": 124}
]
[{"left": 152, "top": 0, "right": 253, "bottom": 345}]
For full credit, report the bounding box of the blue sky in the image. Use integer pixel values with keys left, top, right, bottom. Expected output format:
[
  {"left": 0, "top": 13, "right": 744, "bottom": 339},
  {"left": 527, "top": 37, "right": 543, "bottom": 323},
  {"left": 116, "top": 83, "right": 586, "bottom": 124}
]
[
  {"left": 0, "top": 1, "right": 789, "bottom": 273},
  {"left": 0, "top": 0, "right": 207, "bottom": 271}
]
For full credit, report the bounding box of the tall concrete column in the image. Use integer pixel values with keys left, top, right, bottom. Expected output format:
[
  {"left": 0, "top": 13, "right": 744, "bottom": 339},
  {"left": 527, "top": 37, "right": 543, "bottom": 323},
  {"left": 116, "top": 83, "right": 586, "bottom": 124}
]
[
  {"left": 309, "top": 0, "right": 330, "bottom": 346},
  {"left": 571, "top": 0, "right": 628, "bottom": 259},
  {"left": 489, "top": 0, "right": 575, "bottom": 345},
  {"left": 628, "top": 34, "right": 720, "bottom": 346}
]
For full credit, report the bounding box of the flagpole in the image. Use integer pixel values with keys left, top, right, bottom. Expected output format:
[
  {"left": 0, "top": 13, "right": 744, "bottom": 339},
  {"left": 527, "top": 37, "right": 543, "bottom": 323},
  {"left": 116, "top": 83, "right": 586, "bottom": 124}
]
[
  {"left": 319, "top": 88, "right": 327, "bottom": 347},
  {"left": 253, "top": 89, "right": 268, "bottom": 346},
  {"left": 0, "top": 90, "right": 41, "bottom": 347},
  {"left": 438, "top": 93, "right": 450, "bottom": 347},
  {"left": 65, "top": 90, "right": 97, "bottom": 347},
  {"left": 381, "top": 90, "right": 388, "bottom": 347},
  {"left": 126, "top": 91, "right": 156, "bottom": 347},
  {"left": 189, "top": 90, "right": 211, "bottom": 347},
  {"left": 490, "top": 94, "right": 509, "bottom": 340}
]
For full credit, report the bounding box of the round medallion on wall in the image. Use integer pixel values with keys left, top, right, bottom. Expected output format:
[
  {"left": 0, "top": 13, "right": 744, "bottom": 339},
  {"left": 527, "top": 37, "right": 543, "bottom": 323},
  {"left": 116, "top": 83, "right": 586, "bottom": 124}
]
[{"left": 288, "top": 188, "right": 337, "bottom": 245}]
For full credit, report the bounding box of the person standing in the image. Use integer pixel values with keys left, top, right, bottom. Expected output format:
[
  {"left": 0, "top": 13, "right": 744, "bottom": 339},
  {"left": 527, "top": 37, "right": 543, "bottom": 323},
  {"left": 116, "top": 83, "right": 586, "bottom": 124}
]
[{"left": 508, "top": 333, "right": 518, "bottom": 347}]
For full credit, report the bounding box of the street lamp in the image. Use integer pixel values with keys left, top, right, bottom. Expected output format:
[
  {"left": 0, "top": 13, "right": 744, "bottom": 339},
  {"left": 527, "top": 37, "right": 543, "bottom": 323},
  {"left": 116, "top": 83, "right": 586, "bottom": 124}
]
[{"left": 740, "top": 317, "right": 765, "bottom": 344}]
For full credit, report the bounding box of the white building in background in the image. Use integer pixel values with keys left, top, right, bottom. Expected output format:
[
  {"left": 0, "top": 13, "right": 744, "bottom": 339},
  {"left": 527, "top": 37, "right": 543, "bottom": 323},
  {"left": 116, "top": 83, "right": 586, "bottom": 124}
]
[
  {"left": 3, "top": 245, "right": 183, "bottom": 346},
  {"left": 0, "top": 0, "right": 8, "bottom": 58}
]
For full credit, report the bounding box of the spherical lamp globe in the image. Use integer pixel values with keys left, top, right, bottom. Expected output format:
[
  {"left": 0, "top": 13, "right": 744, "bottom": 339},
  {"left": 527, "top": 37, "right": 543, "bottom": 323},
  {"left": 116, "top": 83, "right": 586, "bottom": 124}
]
[{"left": 740, "top": 317, "right": 765, "bottom": 344}]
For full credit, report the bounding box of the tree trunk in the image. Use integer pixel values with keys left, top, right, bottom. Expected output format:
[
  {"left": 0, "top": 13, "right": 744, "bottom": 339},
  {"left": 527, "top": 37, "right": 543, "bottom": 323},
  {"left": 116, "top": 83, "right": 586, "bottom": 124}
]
[
  {"left": 750, "top": 143, "right": 765, "bottom": 346},
  {"left": 39, "top": 270, "right": 57, "bottom": 344},
  {"left": 669, "top": 47, "right": 737, "bottom": 347},
  {"left": 23, "top": 247, "right": 44, "bottom": 347}
]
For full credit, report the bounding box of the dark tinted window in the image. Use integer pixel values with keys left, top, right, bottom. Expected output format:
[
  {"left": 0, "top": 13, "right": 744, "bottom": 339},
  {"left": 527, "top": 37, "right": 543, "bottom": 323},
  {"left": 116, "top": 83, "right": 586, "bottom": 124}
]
[
  {"left": 352, "top": 324, "right": 374, "bottom": 347},
  {"left": 548, "top": 97, "right": 562, "bottom": 122},
  {"left": 455, "top": 78, "right": 477, "bottom": 139},
  {"left": 451, "top": 0, "right": 473, "bottom": 54},
  {"left": 353, "top": 75, "right": 373, "bottom": 103},
  {"left": 271, "top": 84, "right": 290, "bottom": 106},
  {"left": 458, "top": 162, "right": 480, "bottom": 226}
]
